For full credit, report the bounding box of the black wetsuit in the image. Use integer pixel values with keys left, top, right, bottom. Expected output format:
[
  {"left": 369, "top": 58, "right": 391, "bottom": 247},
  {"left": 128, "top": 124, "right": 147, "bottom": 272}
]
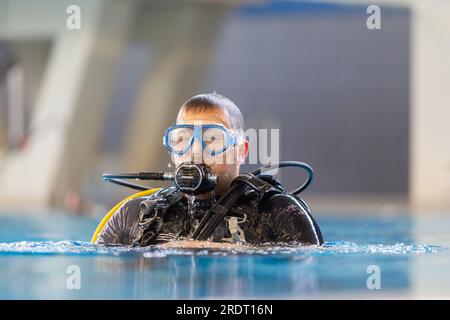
[{"left": 96, "top": 176, "right": 323, "bottom": 246}]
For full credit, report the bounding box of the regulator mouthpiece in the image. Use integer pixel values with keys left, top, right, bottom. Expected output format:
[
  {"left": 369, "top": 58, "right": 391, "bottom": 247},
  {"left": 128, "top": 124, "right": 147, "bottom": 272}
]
[{"left": 174, "top": 163, "right": 218, "bottom": 195}]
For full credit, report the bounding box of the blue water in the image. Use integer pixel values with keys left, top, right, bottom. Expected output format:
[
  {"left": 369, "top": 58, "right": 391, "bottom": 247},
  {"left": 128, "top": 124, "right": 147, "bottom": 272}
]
[{"left": 0, "top": 212, "right": 449, "bottom": 299}]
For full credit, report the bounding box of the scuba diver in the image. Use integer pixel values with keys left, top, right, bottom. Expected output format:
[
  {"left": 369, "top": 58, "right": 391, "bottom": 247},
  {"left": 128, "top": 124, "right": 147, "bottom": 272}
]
[{"left": 94, "top": 93, "right": 323, "bottom": 246}]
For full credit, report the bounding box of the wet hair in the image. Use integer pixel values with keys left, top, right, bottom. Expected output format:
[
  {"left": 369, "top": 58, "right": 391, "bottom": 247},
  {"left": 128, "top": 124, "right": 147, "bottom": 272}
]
[{"left": 178, "top": 93, "right": 245, "bottom": 132}]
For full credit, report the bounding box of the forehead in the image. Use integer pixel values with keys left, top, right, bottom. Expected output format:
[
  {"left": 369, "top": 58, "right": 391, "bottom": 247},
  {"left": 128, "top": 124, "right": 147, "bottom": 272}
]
[{"left": 176, "top": 108, "right": 231, "bottom": 128}]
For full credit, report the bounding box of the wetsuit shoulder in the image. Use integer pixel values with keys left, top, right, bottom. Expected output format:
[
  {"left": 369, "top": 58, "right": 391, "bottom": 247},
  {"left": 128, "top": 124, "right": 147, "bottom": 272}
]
[
  {"left": 96, "top": 187, "right": 185, "bottom": 246},
  {"left": 95, "top": 197, "right": 143, "bottom": 245},
  {"left": 260, "top": 193, "right": 323, "bottom": 245},
  {"left": 95, "top": 188, "right": 173, "bottom": 245}
]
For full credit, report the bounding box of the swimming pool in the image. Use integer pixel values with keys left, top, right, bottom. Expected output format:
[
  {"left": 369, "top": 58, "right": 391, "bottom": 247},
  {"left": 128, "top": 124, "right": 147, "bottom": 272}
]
[{"left": 0, "top": 212, "right": 449, "bottom": 299}]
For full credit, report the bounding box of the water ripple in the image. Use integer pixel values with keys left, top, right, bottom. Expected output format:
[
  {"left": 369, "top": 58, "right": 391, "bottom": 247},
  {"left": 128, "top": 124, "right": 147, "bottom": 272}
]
[{"left": 0, "top": 240, "right": 443, "bottom": 257}]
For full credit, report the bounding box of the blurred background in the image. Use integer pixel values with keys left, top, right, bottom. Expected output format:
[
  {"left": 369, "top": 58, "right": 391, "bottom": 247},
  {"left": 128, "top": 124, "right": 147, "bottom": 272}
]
[{"left": 0, "top": 0, "right": 449, "bottom": 218}]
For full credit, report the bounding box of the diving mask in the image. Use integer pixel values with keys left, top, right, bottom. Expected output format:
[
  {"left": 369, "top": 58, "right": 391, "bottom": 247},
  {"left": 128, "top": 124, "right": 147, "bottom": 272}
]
[{"left": 163, "top": 124, "right": 243, "bottom": 156}]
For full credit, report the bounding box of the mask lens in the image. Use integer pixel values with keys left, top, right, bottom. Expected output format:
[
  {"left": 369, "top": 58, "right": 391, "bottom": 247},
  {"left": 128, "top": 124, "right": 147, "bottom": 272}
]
[
  {"left": 203, "top": 127, "right": 226, "bottom": 154},
  {"left": 168, "top": 127, "right": 193, "bottom": 153}
]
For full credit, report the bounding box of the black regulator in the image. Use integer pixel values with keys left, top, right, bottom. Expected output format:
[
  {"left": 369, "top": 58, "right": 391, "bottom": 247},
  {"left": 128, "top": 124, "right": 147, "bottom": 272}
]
[{"left": 102, "top": 163, "right": 218, "bottom": 195}]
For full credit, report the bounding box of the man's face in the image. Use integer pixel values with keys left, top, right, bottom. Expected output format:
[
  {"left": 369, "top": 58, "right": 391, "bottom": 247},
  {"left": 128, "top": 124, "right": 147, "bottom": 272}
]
[{"left": 171, "top": 108, "right": 248, "bottom": 195}]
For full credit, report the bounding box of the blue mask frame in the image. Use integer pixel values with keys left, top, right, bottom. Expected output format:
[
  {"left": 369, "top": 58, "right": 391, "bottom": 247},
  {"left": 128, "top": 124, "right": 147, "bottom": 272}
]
[{"left": 163, "top": 124, "right": 241, "bottom": 156}]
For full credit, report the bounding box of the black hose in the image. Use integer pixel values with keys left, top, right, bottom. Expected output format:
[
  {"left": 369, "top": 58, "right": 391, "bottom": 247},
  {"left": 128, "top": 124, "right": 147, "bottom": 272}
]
[
  {"left": 251, "top": 161, "right": 313, "bottom": 195},
  {"left": 102, "top": 178, "right": 150, "bottom": 191},
  {"left": 102, "top": 172, "right": 166, "bottom": 181}
]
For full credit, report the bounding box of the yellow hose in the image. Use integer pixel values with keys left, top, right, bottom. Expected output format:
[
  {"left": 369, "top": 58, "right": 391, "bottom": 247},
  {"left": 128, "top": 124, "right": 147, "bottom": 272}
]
[{"left": 90, "top": 188, "right": 161, "bottom": 243}]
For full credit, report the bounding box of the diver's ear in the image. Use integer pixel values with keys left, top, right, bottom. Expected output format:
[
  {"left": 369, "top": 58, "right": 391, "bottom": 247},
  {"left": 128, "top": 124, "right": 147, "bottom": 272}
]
[{"left": 241, "top": 138, "right": 249, "bottom": 163}]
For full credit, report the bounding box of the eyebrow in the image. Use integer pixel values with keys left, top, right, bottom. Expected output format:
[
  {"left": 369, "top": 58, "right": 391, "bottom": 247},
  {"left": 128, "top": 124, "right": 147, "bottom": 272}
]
[{"left": 175, "top": 122, "right": 235, "bottom": 132}]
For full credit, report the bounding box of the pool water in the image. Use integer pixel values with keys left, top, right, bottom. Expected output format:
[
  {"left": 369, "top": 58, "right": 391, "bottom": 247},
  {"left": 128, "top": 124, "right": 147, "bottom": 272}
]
[{"left": 0, "top": 212, "right": 449, "bottom": 299}]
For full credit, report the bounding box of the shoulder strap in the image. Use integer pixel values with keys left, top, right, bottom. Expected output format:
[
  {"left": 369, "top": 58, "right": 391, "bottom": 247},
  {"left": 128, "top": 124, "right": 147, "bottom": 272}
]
[{"left": 193, "top": 173, "right": 283, "bottom": 241}]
